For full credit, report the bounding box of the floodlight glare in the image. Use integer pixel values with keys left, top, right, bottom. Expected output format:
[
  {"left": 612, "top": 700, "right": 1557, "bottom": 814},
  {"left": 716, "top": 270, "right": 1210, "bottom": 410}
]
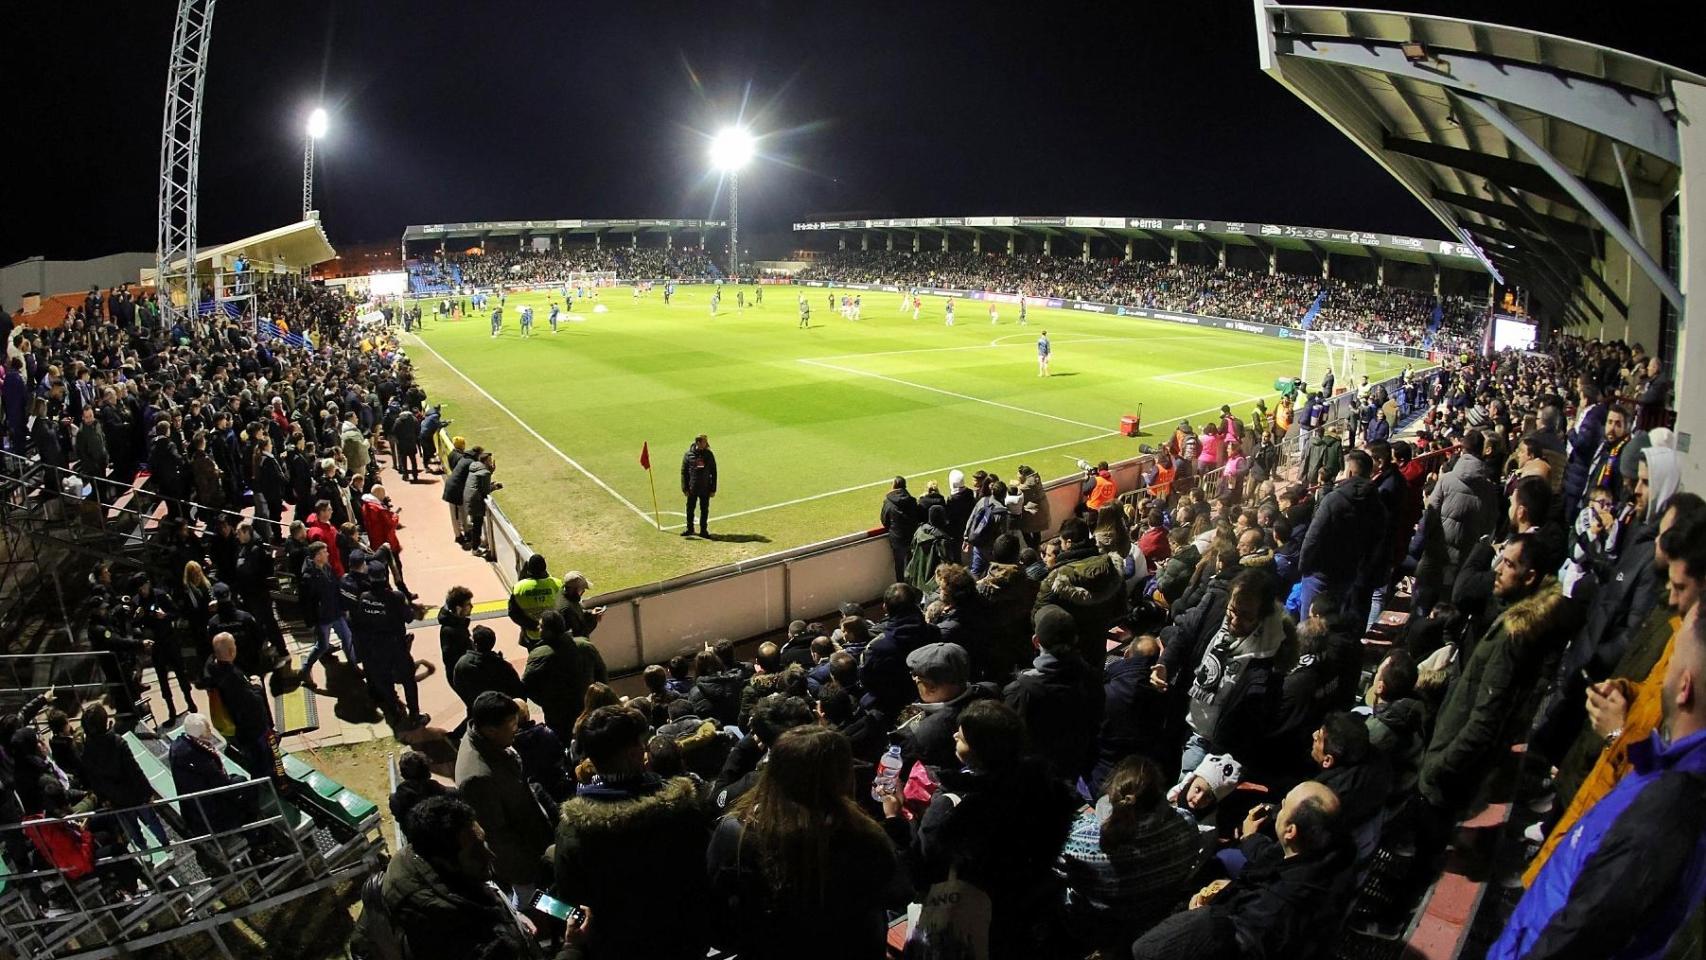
[
  {"left": 709, "top": 127, "right": 754, "bottom": 172},
  {"left": 307, "top": 108, "right": 329, "bottom": 140}
]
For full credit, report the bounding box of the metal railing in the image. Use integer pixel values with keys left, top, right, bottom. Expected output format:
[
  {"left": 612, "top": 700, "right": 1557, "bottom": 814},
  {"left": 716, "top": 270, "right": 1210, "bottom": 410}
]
[{"left": 0, "top": 773, "right": 372, "bottom": 960}]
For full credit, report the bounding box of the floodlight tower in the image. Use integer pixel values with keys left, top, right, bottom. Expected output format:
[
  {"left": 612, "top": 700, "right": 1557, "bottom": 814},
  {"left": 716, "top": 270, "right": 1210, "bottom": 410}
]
[
  {"left": 303, "top": 107, "right": 328, "bottom": 219},
  {"left": 709, "top": 127, "right": 754, "bottom": 277},
  {"left": 156, "top": 0, "right": 219, "bottom": 327}
]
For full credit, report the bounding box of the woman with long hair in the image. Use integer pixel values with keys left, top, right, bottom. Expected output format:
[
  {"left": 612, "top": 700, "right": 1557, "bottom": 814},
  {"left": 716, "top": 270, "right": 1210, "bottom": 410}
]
[
  {"left": 708, "top": 726, "right": 895, "bottom": 959},
  {"left": 178, "top": 560, "right": 216, "bottom": 672},
  {"left": 569, "top": 682, "right": 622, "bottom": 762},
  {"left": 1055, "top": 755, "right": 1203, "bottom": 952}
]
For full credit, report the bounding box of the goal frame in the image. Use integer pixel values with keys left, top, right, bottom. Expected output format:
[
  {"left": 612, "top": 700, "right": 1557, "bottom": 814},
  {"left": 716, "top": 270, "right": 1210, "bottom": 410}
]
[{"left": 1299, "top": 329, "right": 1376, "bottom": 394}]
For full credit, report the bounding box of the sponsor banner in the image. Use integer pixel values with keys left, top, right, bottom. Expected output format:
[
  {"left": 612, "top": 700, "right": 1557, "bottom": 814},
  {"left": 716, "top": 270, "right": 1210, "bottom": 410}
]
[
  {"left": 1129, "top": 218, "right": 1165, "bottom": 230},
  {"left": 965, "top": 216, "right": 1013, "bottom": 227},
  {"left": 1066, "top": 216, "right": 1127, "bottom": 229},
  {"left": 939, "top": 217, "right": 965, "bottom": 227},
  {"left": 881, "top": 285, "right": 900, "bottom": 293},
  {"left": 1069, "top": 301, "right": 1112, "bottom": 314},
  {"left": 1015, "top": 216, "right": 1069, "bottom": 227}
]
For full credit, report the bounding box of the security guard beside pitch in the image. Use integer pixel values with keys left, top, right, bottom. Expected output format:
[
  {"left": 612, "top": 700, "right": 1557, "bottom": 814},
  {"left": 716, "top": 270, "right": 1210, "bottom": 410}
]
[{"left": 507, "top": 553, "right": 562, "bottom": 649}]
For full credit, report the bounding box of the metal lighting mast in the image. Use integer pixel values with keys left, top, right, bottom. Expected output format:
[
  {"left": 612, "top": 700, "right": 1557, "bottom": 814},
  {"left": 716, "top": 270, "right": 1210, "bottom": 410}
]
[
  {"left": 303, "top": 108, "right": 328, "bottom": 218},
  {"left": 156, "top": 0, "right": 218, "bottom": 327},
  {"left": 709, "top": 127, "right": 754, "bottom": 278}
]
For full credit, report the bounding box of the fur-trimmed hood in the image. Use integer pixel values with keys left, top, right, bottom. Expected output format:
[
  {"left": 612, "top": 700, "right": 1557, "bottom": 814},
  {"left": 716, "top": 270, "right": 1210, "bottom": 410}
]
[
  {"left": 558, "top": 774, "right": 701, "bottom": 835},
  {"left": 1499, "top": 577, "right": 1572, "bottom": 651}
]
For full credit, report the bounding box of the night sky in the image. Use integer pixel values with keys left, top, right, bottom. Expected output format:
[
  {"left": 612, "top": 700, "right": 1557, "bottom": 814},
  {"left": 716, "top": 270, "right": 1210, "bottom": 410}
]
[{"left": 7, "top": 1, "right": 1700, "bottom": 265}]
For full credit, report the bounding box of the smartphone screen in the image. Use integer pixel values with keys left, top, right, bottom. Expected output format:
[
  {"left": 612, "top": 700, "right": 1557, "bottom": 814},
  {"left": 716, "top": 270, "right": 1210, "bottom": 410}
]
[{"left": 530, "top": 891, "right": 575, "bottom": 921}]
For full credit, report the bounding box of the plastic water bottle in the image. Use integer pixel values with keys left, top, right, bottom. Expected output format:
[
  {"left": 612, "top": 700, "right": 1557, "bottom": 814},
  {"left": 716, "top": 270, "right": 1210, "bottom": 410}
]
[{"left": 872, "top": 744, "right": 903, "bottom": 802}]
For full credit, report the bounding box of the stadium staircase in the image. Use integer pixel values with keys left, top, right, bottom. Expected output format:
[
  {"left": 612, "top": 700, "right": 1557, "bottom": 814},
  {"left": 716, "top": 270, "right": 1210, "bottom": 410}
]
[{"left": 0, "top": 450, "right": 386, "bottom": 960}]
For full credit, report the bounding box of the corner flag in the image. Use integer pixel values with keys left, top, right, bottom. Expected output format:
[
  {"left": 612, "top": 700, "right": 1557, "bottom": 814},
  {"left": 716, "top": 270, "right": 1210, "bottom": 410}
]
[{"left": 640, "top": 442, "right": 660, "bottom": 530}]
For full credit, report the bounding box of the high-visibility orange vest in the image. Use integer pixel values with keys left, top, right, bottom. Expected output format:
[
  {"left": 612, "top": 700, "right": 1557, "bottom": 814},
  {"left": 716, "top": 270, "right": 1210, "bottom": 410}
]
[
  {"left": 1086, "top": 474, "right": 1116, "bottom": 510},
  {"left": 1149, "top": 463, "right": 1175, "bottom": 499}
]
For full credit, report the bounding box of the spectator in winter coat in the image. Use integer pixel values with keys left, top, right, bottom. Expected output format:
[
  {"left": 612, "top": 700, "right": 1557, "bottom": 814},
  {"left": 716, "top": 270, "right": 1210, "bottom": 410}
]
[
  {"left": 454, "top": 692, "right": 554, "bottom": 899},
  {"left": 1562, "top": 381, "right": 1607, "bottom": 517},
  {"left": 685, "top": 650, "right": 746, "bottom": 727},
  {"left": 360, "top": 486, "right": 402, "bottom": 562},
  {"left": 1299, "top": 449, "right": 1387, "bottom": 621},
  {"left": 78, "top": 703, "right": 170, "bottom": 849},
  {"left": 436, "top": 586, "right": 474, "bottom": 674},
  {"left": 382, "top": 794, "right": 550, "bottom": 960},
  {"left": 522, "top": 612, "right": 607, "bottom": 735},
  {"left": 1014, "top": 464, "right": 1050, "bottom": 546},
  {"left": 1004, "top": 605, "right": 1104, "bottom": 785},
  {"left": 1034, "top": 517, "right": 1125, "bottom": 665},
  {"left": 462, "top": 452, "right": 500, "bottom": 558},
  {"left": 1094, "top": 636, "right": 1173, "bottom": 793},
  {"left": 387, "top": 749, "right": 451, "bottom": 825},
  {"left": 1166, "top": 569, "right": 1288, "bottom": 777},
  {"left": 879, "top": 700, "right": 1079, "bottom": 960},
  {"left": 944, "top": 469, "right": 977, "bottom": 562},
  {"left": 390, "top": 408, "right": 422, "bottom": 481},
  {"left": 453, "top": 625, "right": 526, "bottom": 707},
  {"left": 880, "top": 476, "right": 922, "bottom": 584},
  {"left": 554, "top": 706, "right": 714, "bottom": 960},
  {"left": 441, "top": 444, "right": 479, "bottom": 544},
  {"left": 1418, "top": 536, "right": 1573, "bottom": 834},
  {"left": 859, "top": 583, "right": 942, "bottom": 716},
  {"left": 894, "top": 641, "right": 998, "bottom": 782},
  {"left": 977, "top": 534, "right": 1041, "bottom": 682}
]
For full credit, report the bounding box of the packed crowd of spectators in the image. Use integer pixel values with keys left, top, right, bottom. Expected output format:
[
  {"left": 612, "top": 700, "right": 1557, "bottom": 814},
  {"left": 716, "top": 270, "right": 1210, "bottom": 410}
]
[
  {"left": 366, "top": 328, "right": 1692, "bottom": 959},
  {"left": 798, "top": 250, "right": 1486, "bottom": 354},
  {"left": 2, "top": 268, "right": 1696, "bottom": 960},
  {"left": 0, "top": 278, "right": 468, "bottom": 905},
  {"left": 420, "top": 246, "right": 718, "bottom": 288}
]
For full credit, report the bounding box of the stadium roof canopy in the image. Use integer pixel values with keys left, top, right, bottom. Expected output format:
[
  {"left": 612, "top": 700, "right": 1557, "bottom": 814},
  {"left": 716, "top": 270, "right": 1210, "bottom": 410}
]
[
  {"left": 402, "top": 219, "right": 728, "bottom": 243},
  {"left": 144, "top": 218, "right": 337, "bottom": 281},
  {"left": 1252, "top": 0, "right": 1703, "bottom": 332},
  {"left": 791, "top": 214, "right": 1487, "bottom": 271}
]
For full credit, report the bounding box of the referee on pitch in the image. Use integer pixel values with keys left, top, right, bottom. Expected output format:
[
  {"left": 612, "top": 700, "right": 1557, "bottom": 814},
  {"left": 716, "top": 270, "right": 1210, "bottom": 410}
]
[{"left": 680, "top": 434, "right": 718, "bottom": 538}]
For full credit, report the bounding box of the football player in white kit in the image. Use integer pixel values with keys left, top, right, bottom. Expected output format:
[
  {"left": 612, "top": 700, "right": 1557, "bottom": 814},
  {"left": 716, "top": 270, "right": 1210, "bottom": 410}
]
[{"left": 944, "top": 298, "right": 955, "bottom": 326}]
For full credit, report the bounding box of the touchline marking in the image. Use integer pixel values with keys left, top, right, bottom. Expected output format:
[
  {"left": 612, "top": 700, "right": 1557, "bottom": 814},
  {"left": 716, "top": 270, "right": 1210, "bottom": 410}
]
[
  {"left": 805, "top": 332, "right": 1205, "bottom": 363},
  {"left": 798, "top": 357, "right": 1112, "bottom": 432},
  {"left": 405, "top": 332, "right": 661, "bottom": 529},
  {"left": 660, "top": 430, "right": 1120, "bottom": 530}
]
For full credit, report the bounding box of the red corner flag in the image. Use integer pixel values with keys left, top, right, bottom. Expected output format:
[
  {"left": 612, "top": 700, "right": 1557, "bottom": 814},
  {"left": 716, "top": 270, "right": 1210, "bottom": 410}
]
[
  {"left": 640, "top": 442, "right": 661, "bottom": 530},
  {"left": 639, "top": 441, "right": 651, "bottom": 470}
]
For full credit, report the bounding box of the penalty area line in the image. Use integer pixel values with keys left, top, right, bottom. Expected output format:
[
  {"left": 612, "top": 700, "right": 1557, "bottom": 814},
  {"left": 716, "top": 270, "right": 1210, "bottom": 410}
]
[
  {"left": 798, "top": 357, "right": 1110, "bottom": 433},
  {"left": 404, "top": 332, "right": 661, "bottom": 530}
]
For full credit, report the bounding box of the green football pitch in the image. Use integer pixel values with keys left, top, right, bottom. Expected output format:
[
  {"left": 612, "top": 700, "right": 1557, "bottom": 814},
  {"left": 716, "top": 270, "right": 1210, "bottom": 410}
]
[{"left": 403, "top": 285, "right": 1406, "bottom": 591}]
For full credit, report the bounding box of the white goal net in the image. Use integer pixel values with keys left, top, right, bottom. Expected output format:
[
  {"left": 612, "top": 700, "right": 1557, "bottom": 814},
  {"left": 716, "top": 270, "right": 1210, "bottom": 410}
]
[{"left": 1299, "top": 329, "right": 1375, "bottom": 395}]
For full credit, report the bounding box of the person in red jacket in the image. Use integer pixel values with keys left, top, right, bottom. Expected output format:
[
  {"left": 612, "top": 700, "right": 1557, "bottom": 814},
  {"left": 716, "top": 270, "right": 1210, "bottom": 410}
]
[
  {"left": 305, "top": 500, "right": 344, "bottom": 577},
  {"left": 361, "top": 484, "right": 403, "bottom": 562}
]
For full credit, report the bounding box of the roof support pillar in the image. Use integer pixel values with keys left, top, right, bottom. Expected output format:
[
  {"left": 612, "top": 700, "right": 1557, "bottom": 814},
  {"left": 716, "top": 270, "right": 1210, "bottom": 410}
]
[
  {"left": 1452, "top": 92, "right": 1683, "bottom": 315},
  {"left": 886, "top": 232, "right": 894, "bottom": 252},
  {"left": 1125, "top": 238, "right": 1135, "bottom": 261},
  {"left": 839, "top": 235, "right": 846, "bottom": 251},
  {"left": 1006, "top": 234, "right": 1015, "bottom": 256},
  {"left": 1169, "top": 239, "right": 1178, "bottom": 265},
  {"left": 1083, "top": 235, "right": 1092, "bottom": 264},
  {"left": 861, "top": 232, "right": 869, "bottom": 252},
  {"left": 972, "top": 234, "right": 982, "bottom": 255},
  {"left": 1669, "top": 79, "right": 1706, "bottom": 490},
  {"left": 1044, "top": 235, "right": 1052, "bottom": 257}
]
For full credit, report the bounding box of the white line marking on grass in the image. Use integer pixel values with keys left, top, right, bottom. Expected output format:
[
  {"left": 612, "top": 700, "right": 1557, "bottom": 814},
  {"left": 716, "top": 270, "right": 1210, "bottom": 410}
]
[
  {"left": 405, "top": 332, "right": 661, "bottom": 529},
  {"left": 798, "top": 357, "right": 1112, "bottom": 432},
  {"left": 661, "top": 430, "right": 1120, "bottom": 530}
]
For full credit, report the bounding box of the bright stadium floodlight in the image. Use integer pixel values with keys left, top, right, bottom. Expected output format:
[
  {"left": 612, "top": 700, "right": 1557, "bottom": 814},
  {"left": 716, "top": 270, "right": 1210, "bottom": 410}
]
[
  {"left": 709, "top": 126, "right": 755, "bottom": 277},
  {"left": 303, "top": 108, "right": 329, "bottom": 218}
]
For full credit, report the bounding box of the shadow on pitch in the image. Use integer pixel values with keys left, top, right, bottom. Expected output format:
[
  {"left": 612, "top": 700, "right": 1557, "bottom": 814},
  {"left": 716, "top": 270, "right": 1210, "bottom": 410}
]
[
  {"left": 697, "top": 532, "right": 772, "bottom": 544},
  {"left": 1043, "top": 371, "right": 1082, "bottom": 378}
]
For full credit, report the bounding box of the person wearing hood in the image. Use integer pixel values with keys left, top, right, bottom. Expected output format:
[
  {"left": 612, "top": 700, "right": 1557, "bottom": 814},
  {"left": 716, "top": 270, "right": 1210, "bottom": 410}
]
[
  {"left": 1004, "top": 605, "right": 1104, "bottom": 785},
  {"left": 880, "top": 476, "right": 922, "bottom": 584},
  {"left": 1166, "top": 569, "right": 1288, "bottom": 777},
  {"left": 1298, "top": 449, "right": 1387, "bottom": 621},
  {"left": 1034, "top": 517, "right": 1125, "bottom": 665},
  {"left": 905, "top": 504, "right": 954, "bottom": 593},
  {"left": 1014, "top": 463, "right": 1050, "bottom": 548},
  {"left": 381, "top": 793, "right": 553, "bottom": 960},
  {"left": 944, "top": 468, "right": 977, "bottom": 562},
  {"left": 553, "top": 705, "right": 713, "bottom": 960}
]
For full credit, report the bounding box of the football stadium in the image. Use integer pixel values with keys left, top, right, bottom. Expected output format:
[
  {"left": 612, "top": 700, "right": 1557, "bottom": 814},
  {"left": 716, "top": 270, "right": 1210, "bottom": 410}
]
[{"left": 1, "top": 3, "right": 1703, "bottom": 959}]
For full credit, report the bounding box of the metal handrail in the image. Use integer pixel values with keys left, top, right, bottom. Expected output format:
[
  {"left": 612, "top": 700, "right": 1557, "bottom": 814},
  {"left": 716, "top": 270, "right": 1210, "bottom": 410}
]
[{"left": 0, "top": 447, "right": 289, "bottom": 533}]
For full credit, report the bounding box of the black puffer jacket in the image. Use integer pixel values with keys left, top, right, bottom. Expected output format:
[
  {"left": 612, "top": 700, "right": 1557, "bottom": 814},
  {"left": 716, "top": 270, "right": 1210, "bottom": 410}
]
[
  {"left": 381, "top": 846, "right": 543, "bottom": 960},
  {"left": 1300, "top": 473, "right": 1387, "bottom": 585},
  {"left": 686, "top": 669, "right": 747, "bottom": 727}
]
